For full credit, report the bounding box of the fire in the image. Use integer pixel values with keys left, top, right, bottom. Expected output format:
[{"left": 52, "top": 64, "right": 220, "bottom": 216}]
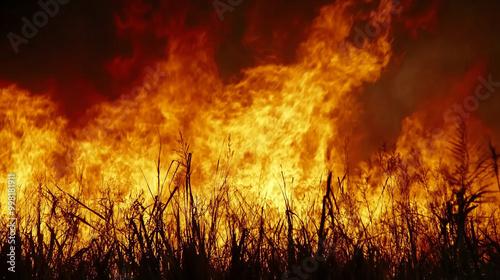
[
  {"left": 1, "top": 86, "right": 66, "bottom": 191},
  {"left": 1, "top": 0, "right": 494, "bottom": 219},
  {"left": 9, "top": 3, "right": 392, "bottom": 197},
  {"left": 1, "top": 0, "right": 499, "bottom": 277},
  {"left": 0, "top": 0, "right": 400, "bottom": 241}
]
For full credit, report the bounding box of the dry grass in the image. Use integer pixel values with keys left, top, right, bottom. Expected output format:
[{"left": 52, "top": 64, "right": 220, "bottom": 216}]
[{"left": 1, "top": 127, "right": 500, "bottom": 280}]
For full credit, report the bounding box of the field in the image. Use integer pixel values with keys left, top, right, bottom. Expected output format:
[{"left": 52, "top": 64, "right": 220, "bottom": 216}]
[{"left": 1, "top": 125, "right": 500, "bottom": 280}]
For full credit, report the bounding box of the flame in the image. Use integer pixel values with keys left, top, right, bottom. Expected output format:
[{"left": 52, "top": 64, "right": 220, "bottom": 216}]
[{"left": 1, "top": 0, "right": 499, "bottom": 250}]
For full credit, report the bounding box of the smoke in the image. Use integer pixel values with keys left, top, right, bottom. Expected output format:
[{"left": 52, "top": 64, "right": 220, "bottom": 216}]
[
  {"left": 1, "top": 0, "right": 499, "bottom": 152},
  {"left": 0, "top": 0, "right": 328, "bottom": 118},
  {"left": 0, "top": 0, "right": 118, "bottom": 118},
  {"left": 359, "top": 0, "right": 500, "bottom": 156}
]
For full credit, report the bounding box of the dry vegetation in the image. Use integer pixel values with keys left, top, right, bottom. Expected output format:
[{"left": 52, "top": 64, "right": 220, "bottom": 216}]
[{"left": 1, "top": 127, "right": 500, "bottom": 280}]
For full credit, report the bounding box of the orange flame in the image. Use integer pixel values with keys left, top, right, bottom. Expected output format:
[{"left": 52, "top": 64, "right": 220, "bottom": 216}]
[{"left": 1, "top": 0, "right": 498, "bottom": 239}]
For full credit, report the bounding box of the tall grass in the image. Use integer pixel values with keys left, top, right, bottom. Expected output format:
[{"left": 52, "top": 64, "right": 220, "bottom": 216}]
[{"left": 1, "top": 127, "right": 500, "bottom": 280}]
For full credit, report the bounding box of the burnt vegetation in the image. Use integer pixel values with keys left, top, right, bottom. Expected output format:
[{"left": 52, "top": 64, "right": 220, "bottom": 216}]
[{"left": 1, "top": 127, "right": 500, "bottom": 280}]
